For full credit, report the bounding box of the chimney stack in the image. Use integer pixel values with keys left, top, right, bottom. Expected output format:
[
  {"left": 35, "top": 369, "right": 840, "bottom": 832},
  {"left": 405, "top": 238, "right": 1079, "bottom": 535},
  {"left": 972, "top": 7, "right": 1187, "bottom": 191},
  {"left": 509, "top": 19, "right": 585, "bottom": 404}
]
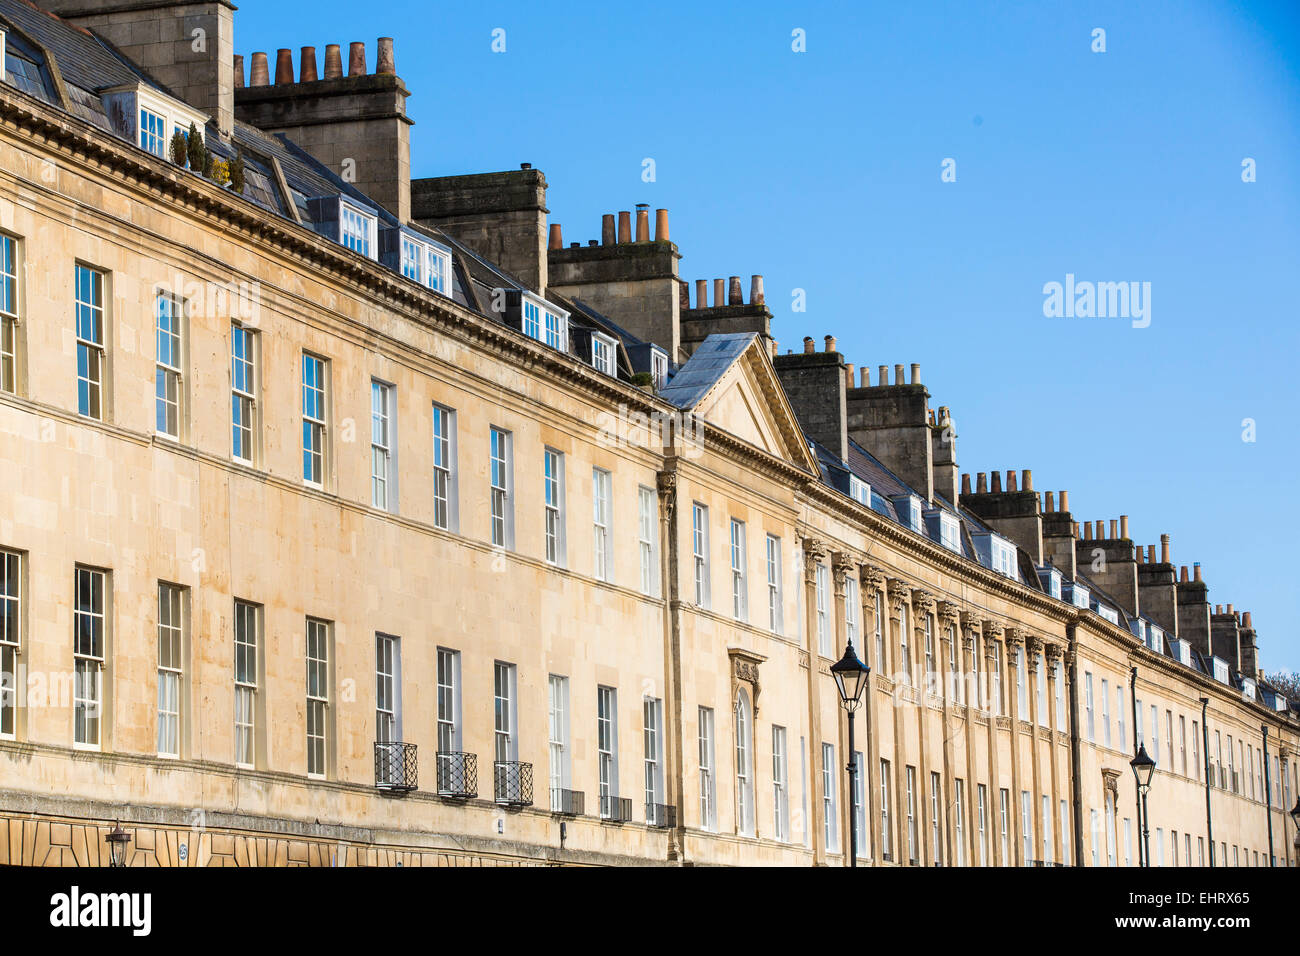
[
  {"left": 300, "top": 47, "right": 318, "bottom": 82},
  {"left": 655, "top": 209, "right": 669, "bottom": 242}
]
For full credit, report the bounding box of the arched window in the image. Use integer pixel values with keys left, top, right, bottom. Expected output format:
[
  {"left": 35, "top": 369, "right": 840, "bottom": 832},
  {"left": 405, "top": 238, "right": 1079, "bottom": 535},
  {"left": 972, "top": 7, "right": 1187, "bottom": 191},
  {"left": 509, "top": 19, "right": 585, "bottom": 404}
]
[{"left": 735, "top": 689, "right": 754, "bottom": 836}]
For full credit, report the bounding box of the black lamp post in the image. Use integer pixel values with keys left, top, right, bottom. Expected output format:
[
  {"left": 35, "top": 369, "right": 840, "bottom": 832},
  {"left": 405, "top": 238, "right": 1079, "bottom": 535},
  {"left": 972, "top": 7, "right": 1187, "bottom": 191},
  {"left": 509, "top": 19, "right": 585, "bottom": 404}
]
[
  {"left": 1130, "top": 743, "right": 1156, "bottom": 867},
  {"left": 830, "top": 642, "right": 870, "bottom": 868},
  {"left": 104, "top": 820, "right": 132, "bottom": 868},
  {"left": 1289, "top": 798, "right": 1300, "bottom": 866}
]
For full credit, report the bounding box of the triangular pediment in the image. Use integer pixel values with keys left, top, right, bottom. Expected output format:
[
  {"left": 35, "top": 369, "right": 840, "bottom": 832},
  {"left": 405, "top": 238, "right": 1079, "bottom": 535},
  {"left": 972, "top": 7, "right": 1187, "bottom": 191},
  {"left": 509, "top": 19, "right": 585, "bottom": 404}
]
[{"left": 662, "top": 334, "right": 817, "bottom": 473}]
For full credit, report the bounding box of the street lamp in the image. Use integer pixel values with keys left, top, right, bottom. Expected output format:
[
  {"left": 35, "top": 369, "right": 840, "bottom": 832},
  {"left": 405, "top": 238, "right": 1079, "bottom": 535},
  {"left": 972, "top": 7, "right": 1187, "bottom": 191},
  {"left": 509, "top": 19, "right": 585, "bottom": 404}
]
[
  {"left": 1291, "top": 797, "right": 1300, "bottom": 834},
  {"left": 104, "top": 820, "right": 132, "bottom": 868},
  {"left": 830, "top": 642, "right": 870, "bottom": 868},
  {"left": 1130, "top": 744, "right": 1156, "bottom": 867}
]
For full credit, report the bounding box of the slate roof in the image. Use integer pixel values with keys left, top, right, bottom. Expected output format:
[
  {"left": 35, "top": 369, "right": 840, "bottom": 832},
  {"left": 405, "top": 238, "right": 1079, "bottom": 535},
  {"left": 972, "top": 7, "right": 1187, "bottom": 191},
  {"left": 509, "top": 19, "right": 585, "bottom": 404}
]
[{"left": 658, "top": 333, "right": 756, "bottom": 409}]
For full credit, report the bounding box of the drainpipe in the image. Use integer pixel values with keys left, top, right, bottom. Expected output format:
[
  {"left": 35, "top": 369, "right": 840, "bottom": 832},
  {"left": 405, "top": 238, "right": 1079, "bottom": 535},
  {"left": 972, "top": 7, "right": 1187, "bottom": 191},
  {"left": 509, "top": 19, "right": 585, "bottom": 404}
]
[
  {"left": 1262, "top": 724, "right": 1275, "bottom": 867},
  {"left": 1130, "top": 666, "right": 1143, "bottom": 867},
  {"left": 1066, "top": 622, "right": 1084, "bottom": 865},
  {"left": 1200, "top": 697, "right": 1213, "bottom": 866}
]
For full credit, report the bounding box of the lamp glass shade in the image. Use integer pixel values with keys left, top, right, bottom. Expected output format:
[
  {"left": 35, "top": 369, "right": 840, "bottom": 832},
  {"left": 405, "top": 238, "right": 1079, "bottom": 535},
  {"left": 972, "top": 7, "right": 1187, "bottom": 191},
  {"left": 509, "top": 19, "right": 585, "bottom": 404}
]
[
  {"left": 1130, "top": 743, "right": 1156, "bottom": 791},
  {"left": 105, "top": 822, "right": 131, "bottom": 867},
  {"left": 830, "top": 643, "right": 871, "bottom": 707},
  {"left": 1290, "top": 798, "right": 1300, "bottom": 830}
]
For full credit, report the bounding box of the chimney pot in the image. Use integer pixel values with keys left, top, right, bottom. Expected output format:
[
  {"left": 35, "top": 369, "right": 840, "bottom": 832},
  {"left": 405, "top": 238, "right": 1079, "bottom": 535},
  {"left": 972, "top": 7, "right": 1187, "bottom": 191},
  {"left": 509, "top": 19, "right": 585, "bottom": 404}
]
[
  {"left": 678, "top": 283, "right": 690, "bottom": 310},
  {"left": 696, "top": 280, "right": 709, "bottom": 309},
  {"left": 1180, "top": 565, "right": 1189, "bottom": 582},
  {"left": 1120, "top": 515, "right": 1129, "bottom": 539},
  {"left": 845, "top": 364, "right": 856, "bottom": 389},
  {"left": 1084, "top": 521, "right": 1093, "bottom": 540},
  {"left": 588, "top": 240, "right": 598, "bottom": 247},
  {"left": 233, "top": 54, "right": 245, "bottom": 89},
  {"left": 635, "top": 205, "right": 650, "bottom": 242},
  {"left": 601, "top": 214, "right": 616, "bottom": 246},
  {"left": 894, "top": 364, "right": 905, "bottom": 385},
  {"left": 910, "top": 363, "right": 921, "bottom": 384},
  {"left": 1147, "top": 544, "right": 1156, "bottom": 563},
  {"left": 878, "top": 365, "right": 889, "bottom": 386},
  {"left": 300, "top": 46, "right": 318, "bottom": 82},
  {"left": 1137, "top": 546, "right": 1145, "bottom": 563},
  {"left": 323, "top": 44, "right": 343, "bottom": 79},
  {"left": 803, "top": 336, "right": 815, "bottom": 355},
  {"left": 348, "top": 41, "right": 367, "bottom": 77},
  {"left": 976, "top": 472, "right": 988, "bottom": 494},
  {"left": 1073, "top": 522, "right": 1080, "bottom": 539},
  {"left": 1022, "top": 469, "right": 1033, "bottom": 492},
  {"left": 1243, "top": 610, "right": 1253, "bottom": 628},
  {"left": 617, "top": 211, "right": 632, "bottom": 243},
  {"left": 1227, "top": 603, "right": 1235, "bottom": 614},
  {"left": 548, "top": 223, "right": 563, "bottom": 250},
  {"left": 825, "top": 335, "right": 836, "bottom": 353},
  {"left": 376, "top": 37, "right": 396, "bottom": 75},
  {"left": 729, "top": 277, "right": 743, "bottom": 305},
  {"left": 1194, "top": 562, "right": 1202, "bottom": 582},
  {"left": 860, "top": 367, "right": 870, "bottom": 387},
  {"left": 250, "top": 51, "right": 270, "bottom": 87},
  {"left": 1215, "top": 604, "right": 1223, "bottom": 614},
  {"left": 962, "top": 473, "right": 972, "bottom": 495},
  {"left": 750, "top": 275, "right": 764, "bottom": 305},
  {"left": 1160, "top": 534, "right": 1171, "bottom": 565},
  {"left": 991, "top": 471, "right": 1002, "bottom": 493},
  {"left": 770, "top": 339, "right": 778, "bottom": 358},
  {"left": 1059, "top": 490, "right": 1070, "bottom": 513},
  {"left": 714, "top": 279, "right": 726, "bottom": 308},
  {"left": 1044, "top": 491, "right": 1055, "bottom": 512},
  {"left": 1006, "top": 470, "right": 1018, "bottom": 492},
  {"left": 1110, "top": 519, "right": 1118, "bottom": 539},
  {"left": 275, "top": 49, "right": 293, "bottom": 85},
  {"left": 655, "top": 208, "right": 669, "bottom": 242}
]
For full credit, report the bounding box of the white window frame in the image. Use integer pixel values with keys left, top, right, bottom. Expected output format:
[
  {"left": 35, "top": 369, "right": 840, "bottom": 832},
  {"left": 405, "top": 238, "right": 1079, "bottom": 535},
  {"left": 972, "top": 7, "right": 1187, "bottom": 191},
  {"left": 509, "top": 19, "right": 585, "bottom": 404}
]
[
  {"left": 815, "top": 562, "right": 829, "bottom": 656},
  {"left": 592, "top": 467, "right": 612, "bottom": 581},
  {"left": 692, "top": 503, "right": 710, "bottom": 608},
  {"left": 156, "top": 582, "right": 184, "bottom": 758},
  {"left": 432, "top": 404, "right": 457, "bottom": 531},
  {"left": 154, "top": 291, "right": 185, "bottom": 440},
  {"left": 493, "top": 661, "right": 517, "bottom": 764},
  {"left": 0, "top": 549, "right": 20, "bottom": 740},
  {"left": 548, "top": 675, "right": 571, "bottom": 810},
  {"left": 230, "top": 322, "right": 258, "bottom": 464},
  {"left": 822, "top": 743, "right": 838, "bottom": 852},
  {"left": 638, "top": 486, "right": 657, "bottom": 596},
  {"left": 0, "top": 233, "right": 19, "bottom": 395},
  {"left": 73, "top": 567, "right": 107, "bottom": 750},
  {"left": 592, "top": 333, "right": 617, "bottom": 375},
  {"left": 544, "top": 449, "right": 566, "bottom": 566},
  {"left": 766, "top": 534, "right": 783, "bottom": 635},
  {"left": 644, "top": 696, "right": 664, "bottom": 821},
  {"left": 339, "top": 199, "right": 377, "bottom": 260},
  {"left": 730, "top": 519, "right": 747, "bottom": 622},
  {"left": 490, "top": 428, "right": 514, "bottom": 549},
  {"left": 735, "top": 689, "right": 754, "bottom": 836},
  {"left": 301, "top": 352, "right": 329, "bottom": 488},
  {"left": 698, "top": 706, "right": 716, "bottom": 830},
  {"left": 75, "top": 264, "right": 105, "bottom": 420},
  {"left": 233, "top": 600, "right": 259, "bottom": 767},
  {"left": 598, "top": 686, "right": 619, "bottom": 818},
  {"left": 370, "top": 380, "right": 395, "bottom": 511},
  {"left": 306, "top": 617, "right": 331, "bottom": 778},
  {"left": 773, "top": 725, "right": 789, "bottom": 841}
]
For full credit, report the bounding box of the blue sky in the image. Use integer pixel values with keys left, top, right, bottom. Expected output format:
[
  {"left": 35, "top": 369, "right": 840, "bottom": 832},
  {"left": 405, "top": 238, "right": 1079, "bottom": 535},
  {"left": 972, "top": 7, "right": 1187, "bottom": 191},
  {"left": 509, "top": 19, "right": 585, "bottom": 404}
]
[{"left": 236, "top": 1, "right": 1300, "bottom": 668}]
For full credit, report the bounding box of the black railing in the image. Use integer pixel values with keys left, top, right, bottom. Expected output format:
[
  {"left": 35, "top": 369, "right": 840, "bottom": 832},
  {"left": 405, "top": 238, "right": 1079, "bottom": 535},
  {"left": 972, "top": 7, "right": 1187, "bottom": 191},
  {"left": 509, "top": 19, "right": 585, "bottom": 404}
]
[
  {"left": 647, "top": 803, "right": 677, "bottom": 829},
  {"left": 436, "top": 751, "right": 477, "bottom": 798},
  {"left": 600, "top": 795, "right": 633, "bottom": 823},
  {"left": 550, "top": 788, "right": 585, "bottom": 816},
  {"left": 494, "top": 761, "right": 534, "bottom": 807},
  {"left": 374, "top": 741, "right": 417, "bottom": 792}
]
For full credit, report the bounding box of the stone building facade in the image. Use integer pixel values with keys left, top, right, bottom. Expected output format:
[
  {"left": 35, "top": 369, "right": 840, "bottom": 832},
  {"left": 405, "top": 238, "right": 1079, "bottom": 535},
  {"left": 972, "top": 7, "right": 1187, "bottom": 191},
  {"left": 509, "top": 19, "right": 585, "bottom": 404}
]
[{"left": 0, "top": 0, "right": 1295, "bottom": 867}]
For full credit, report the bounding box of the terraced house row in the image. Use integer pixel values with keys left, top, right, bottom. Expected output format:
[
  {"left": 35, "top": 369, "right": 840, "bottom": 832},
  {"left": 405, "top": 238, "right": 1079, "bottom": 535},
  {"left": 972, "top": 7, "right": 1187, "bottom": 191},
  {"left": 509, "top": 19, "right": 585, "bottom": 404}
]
[{"left": 0, "top": 0, "right": 1295, "bottom": 868}]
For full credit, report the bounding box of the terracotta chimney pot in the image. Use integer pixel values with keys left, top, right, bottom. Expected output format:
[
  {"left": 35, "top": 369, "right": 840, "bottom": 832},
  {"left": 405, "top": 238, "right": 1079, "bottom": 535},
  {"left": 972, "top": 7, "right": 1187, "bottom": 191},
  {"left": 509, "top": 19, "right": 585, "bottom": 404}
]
[
  {"left": 348, "top": 41, "right": 367, "bottom": 77},
  {"left": 250, "top": 52, "right": 270, "bottom": 86},
  {"left": 376, "top": 37, "right": 396, "bottom": 75},
  {"left": 324, "top": 44, "right": 343, "bottom": 79},
  {"left": 300, "top": 46, "right": 318, "bottom": 82}
]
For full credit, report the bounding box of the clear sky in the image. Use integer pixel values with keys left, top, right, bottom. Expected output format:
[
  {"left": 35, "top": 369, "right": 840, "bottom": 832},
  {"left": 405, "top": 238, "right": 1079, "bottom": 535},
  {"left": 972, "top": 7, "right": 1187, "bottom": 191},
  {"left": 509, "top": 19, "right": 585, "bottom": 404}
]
[{"left": 234, "top": 1, "right": 1300, "bottom": 668}]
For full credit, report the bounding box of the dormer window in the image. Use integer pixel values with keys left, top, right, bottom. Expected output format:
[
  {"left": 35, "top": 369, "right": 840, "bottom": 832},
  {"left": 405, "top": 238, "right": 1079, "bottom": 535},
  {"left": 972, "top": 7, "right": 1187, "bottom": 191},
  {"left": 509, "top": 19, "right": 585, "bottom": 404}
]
[
  {"left": 1097, "top": 604, "right": 1119, "bottom": 625},
  {"left": 849, "top": 476, "right": 871, "bottom": 507},
  {"left": 1175, "top": 639, "right": 1191, "bottom": 665},
  {"left": 972, "top": 531, "right": 1018, "bottom": 580},
  {"left": 340, "top": 201, "right": 377, "bottom": 259},
  {"left": 591, "top": 333, "right": 616, "bottom": 376},
  {"left": 519, "top": 293, "right": 568, "bottom": 352},
  {"left": 395, "top": 232, "right": 452, "bottom": 294},
  {"left": 1039, "top": 567, "right": 1063, "bottom": 600},
  {"left": 1068, "top": 583, "right": 1089, "bottom": 609},
  {"left": 1274, "top": 695, "right": 1289, "bottom": 713},
  {"left": 139, "top": 105, "right": 167, "bottom": 156},
  {"left": 1212, "top": 657, "right": 1230, "bottom": 684},
  {"left": 651, "top": 350, "right": 668, "bottom": 389},
  {"left": 1149, "top": 625, "right": 1163, "bottom": 653},
  {"left": 938, "top": 512, "right": 960, "bottom": 552},
  {"left": 892, "top": 494, "right": 923, "bottom": 532}
]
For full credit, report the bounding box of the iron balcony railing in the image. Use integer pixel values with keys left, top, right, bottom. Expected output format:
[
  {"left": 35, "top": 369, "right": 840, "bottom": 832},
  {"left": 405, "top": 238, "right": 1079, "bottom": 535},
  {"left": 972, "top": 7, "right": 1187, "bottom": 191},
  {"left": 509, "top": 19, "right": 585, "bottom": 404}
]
[
  {"left": 494, "top": 761, "right": 534, "bottom": 807},
  {"left": 600, "top": 795, "right": 633, "bottom": 823},
  {"left": 436, "top": 751, "right": 477, "bottom": 798},
  {"left": 374, "top": 740, "right": 417, "bottom": 792},
  {"left": 647, "top": 803, "right": 677, "bottom": 829},
  {"left": 550, "top": 788, "right": 585, "bottom": 816}
]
